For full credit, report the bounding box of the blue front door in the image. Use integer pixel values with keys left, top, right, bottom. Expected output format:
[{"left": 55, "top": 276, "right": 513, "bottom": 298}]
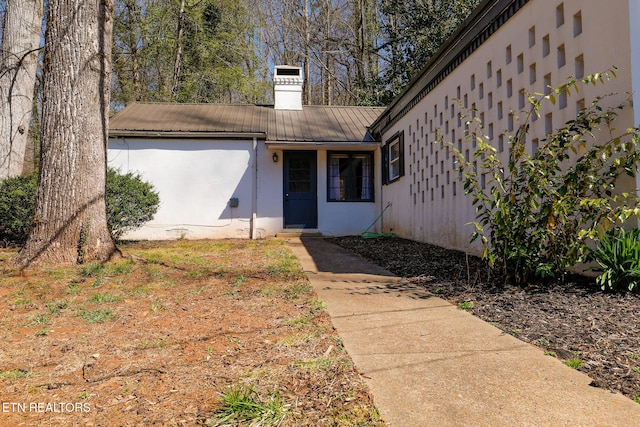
[{"left": 283, "top": 151, "right": 317, "bottom": 228}]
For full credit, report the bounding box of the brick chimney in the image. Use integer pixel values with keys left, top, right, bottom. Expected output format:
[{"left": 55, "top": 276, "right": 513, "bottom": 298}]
[{"left": 273, "top": 65, "right": 303, "bottom": 110}]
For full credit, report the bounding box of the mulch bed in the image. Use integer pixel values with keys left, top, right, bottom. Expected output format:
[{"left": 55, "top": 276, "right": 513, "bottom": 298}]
[{"left": 329, "top": 235, "right": 640, "bottom": 401}]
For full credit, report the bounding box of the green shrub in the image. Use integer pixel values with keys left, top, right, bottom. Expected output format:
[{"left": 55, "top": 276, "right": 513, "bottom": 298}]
[
  {"left": 0, "top": 169, "right": 159, "bottom": 243},
  {"left": 106, "top": 169, "right": 160, "bottom": 239},
  {"left": 0, "top": 174, "right": 37, "bottom": 243},
  {"left": 443, "top": 68, "right": 640, "bottom": 284},
  {"left": 588, "top": 227, "right": 640, "bottom": 292}
]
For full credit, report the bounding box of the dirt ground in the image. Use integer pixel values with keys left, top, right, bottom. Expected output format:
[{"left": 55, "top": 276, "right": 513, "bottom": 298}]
[
  {"left": 0, "top": 239, "right": 384, "bottom": 426},
  {"left": 330, "top": 235, "right": 640, "bottom": 403}
]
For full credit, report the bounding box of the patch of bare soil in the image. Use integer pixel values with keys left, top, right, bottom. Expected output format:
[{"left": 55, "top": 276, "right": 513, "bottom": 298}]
[
  {"left": 330, "top": 236, "right": 640, "bottom": 402},
  {"left": 0, "top": 239, "right": 384, "bottom": 426}
]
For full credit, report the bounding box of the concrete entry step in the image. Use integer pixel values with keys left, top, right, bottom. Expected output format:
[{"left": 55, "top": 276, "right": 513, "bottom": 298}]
[{"left": 276, "top": 231, "right": 323, "bottom": 238}]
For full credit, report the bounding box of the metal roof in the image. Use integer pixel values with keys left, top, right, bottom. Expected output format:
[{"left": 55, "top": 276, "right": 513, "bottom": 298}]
[{"left": 109, "top": 102, "right": 384, "bottom": 144}]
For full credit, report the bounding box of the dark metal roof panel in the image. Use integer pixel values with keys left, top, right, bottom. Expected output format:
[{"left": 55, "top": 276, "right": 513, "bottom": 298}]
[{"left": 109, "top": 102, "right": 384, "bottom": 143}]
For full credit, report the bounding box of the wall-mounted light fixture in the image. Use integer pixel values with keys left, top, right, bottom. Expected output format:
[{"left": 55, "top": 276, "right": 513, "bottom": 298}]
[{"left": 272, "top": 152, "right": 279, "bottom": 163}]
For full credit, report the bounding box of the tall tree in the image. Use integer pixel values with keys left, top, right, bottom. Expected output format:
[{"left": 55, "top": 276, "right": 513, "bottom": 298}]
[
  {"left": 0, "top": 0, "right": 43, "bottom": 180},
  {"left": 17, "top": 0, "right": 118, "bottom": 267},
  {"left": 378, "top": 0, "right": 480, "bottom": 102},
  {"left": 350, "top": 0, "right": 381, "bottom": 105},
  {"left": 112, "top": 0, "right": 267, "bottom": 108}
]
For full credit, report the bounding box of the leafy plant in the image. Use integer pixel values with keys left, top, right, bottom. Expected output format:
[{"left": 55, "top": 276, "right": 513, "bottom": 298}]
[
  {"left": 458, "top": 301, "right": 474, "bottom": 311},
  {"left": 443, "top": 68, "right": 640, "bottom": 284},
  {"left": 0, "top": 174, "right": 37, "bottom": 243},
  {"left": 106, "top": 168, "right": 160, "bottom": 239},
  {"left": 0, "top": 369, "right": 29, "bottom": 380},
  {"left": 209, "top": 384, "right": 286, "bottom": 426},
  {"left": 90, "top": 292, "right": 123, "bottom": 304},
  {"left": 564, "top": 357, "right": 584, "bottom": 369},
  {"left": 0, "top": 169, "right": 160, "bottom": 244},
  {"left": 80, "top": 308, "right": 116, "bottom": 323},
  {"left": 588, "top": 227, "right": 640, "bottom": 292}
]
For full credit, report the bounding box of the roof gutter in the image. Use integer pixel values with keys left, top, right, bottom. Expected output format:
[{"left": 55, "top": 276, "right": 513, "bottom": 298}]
[
  {"left": 108, "top": 130, "right": 267, "bottom": 139},
  {"left": 265, "top": 141, "right": 380, "bottom": 150}
]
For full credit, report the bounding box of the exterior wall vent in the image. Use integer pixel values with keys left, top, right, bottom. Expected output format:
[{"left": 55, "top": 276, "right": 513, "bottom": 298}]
[{"left": 274, "top": 65, "right": 303, "bottom": 110}]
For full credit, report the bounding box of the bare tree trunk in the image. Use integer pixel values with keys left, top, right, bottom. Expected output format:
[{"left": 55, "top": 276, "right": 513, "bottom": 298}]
[
  {"left": 171, "top": 0, "right": 186, "bottom": 100},
  {"left": 0, "top": 0, "right": 43, "bottom": 180},
  {"left": 17, "top": 0, "right": 118, "bottom": 268},
  {"left": 303, "top": 0, "right": 311, "bottom": 105}
]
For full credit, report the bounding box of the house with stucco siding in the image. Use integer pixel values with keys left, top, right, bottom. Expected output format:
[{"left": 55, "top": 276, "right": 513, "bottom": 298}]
[
  {"left": 108, "top": 66, "right": 384, "bottom": 239},
  {"left": 109, "top": 0, "right": 640, "bottom": 251}
]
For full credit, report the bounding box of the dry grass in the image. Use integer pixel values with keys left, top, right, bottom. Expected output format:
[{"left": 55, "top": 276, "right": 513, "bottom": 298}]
[{"left": 0, "top": 239, "right": 384, "bottom": 426}]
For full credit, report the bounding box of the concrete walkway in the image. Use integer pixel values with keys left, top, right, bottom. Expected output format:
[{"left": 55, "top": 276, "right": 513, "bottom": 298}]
[{"left": 287, "top": 237, "right": 640, "bottom": 427}]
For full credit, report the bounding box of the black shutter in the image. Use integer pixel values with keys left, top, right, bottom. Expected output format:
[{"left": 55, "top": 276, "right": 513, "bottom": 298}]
[
  {"left": 381, "top": 143, "right": 389, "bottom": 185},
  {"left": 398, "top": 131, "right": 405, "bottom": 178}
]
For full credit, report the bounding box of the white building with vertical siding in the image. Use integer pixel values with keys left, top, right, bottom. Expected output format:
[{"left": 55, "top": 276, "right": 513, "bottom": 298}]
[{"left": 370, "top": 0, "right": 640, "bottom": 253}]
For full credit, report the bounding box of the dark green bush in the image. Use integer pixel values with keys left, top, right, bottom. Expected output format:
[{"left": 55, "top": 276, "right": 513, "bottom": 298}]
[
  {"left": 588, "top": 227, "right": 640, "bottom": 292},
  {"left": 0, "top": 174, "right": 37, "bottom": 243},
  {"left": 0, "top": 169, "right": 159, "bottom": 243},
  {"left": 106, "top": 169, "right": 160, "bottom": 239}
]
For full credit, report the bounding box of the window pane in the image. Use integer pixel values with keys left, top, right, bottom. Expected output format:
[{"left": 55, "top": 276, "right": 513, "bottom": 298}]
[{"left": 327, "top": 152, "right": 373, "bottom": 202}]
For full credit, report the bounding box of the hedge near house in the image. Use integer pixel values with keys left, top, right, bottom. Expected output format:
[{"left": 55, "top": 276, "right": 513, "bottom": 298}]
[{"left": 0, "top": 169, "right": 159, "bottom": 244}]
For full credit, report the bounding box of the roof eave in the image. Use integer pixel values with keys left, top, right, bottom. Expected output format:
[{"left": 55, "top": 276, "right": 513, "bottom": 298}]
[
  {"left": 369, "top": 0, "right": 527, "bottom": 138},
  {"left": 109, "top": 130, "right": 267, "bottom": 139}
]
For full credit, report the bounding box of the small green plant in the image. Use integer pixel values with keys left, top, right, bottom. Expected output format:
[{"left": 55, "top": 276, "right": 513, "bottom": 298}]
[
  {"left": 544, "top": 350, "right": 557, "bottom": 357},
  {"left": 150, "top": 301, "right": 166, "bottom": 312},
  {"left": 281, "top": 280, "right": 312, "bottom": 300},
  {"left": 233, "top": 274, "right": 247, "bottom": 287},
  {"left": 79, "top": 262, "right": 105, "bottom": 278},
  {"left": 458, "top": 301, "right": 474, "bottom": 311},
  {"left": 588, "top": 227, "right": 640, "bottom": 292},
  {"left": 141, "top": 338, "right": 169, "bottom": 350},
  {"left": 564, "top": 357, "right": 583, "bottom": 369},
  {"left": 66, "top": 282, "right": 82, "bottom": 295},
  {"left": 79, "top": 392, "right": 89, "bottom": 399},
  {"left": 209, "top": 384, "right": 286, "bottom": 426},
  {"left": 47, "top": 300, "right": 69, "bottom": 315},
  {"left": 533, "top": 338, "right": 550, "bottom": 347},
  {"left": 309, "top": 299, "right": 327, "bottom": 311},
  {"left": 267, "top": 250, "right": 302, "bottom": 279},
  {"left": 35, "top": 329, "right": 51, "bottom": 337},
  {"left": 90, "top": 292, "right": 123, "bottom": 304},
  {"left": 81, "top": 308, "right": 116, "bottom": 323},
  {"left": 28, "top": 314, "right": 49, "bottom": 326},
  {"left": 629, "top": 353, "right": 639, "bottom": 360},
  {"left": 633, "top": 367, "right": 640, "bottom": 374},
  {"left": 635, "top": 395, "right": 640, "bottom": 404},
  {"left": 0, "top": 369, "right": 29, "bottom": 380}
]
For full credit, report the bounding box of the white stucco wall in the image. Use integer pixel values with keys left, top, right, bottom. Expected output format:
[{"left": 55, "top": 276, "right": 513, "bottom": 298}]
[
  {"left": 378, "top": 1, "right": 636, "bottom": 254},
  {"left": 316, "top": 150, "right": 379, "bottom": 236},
  {"left": 108, "top": 137, "right": 255, "bottom": 239},
  {"left": 260, "top": 148, "right": 379, "bottom": 237},
  {"left": 108, "top": 138, "right": 378, "bottom": 239}
]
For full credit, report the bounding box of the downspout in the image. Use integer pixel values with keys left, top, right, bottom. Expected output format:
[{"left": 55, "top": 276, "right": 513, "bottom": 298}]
[
  {"left": 251, "top": 137, "right": 258, "bottom": 239},
  {"left": 629, "top": 0, "right": 640, "bottom": 227}
]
